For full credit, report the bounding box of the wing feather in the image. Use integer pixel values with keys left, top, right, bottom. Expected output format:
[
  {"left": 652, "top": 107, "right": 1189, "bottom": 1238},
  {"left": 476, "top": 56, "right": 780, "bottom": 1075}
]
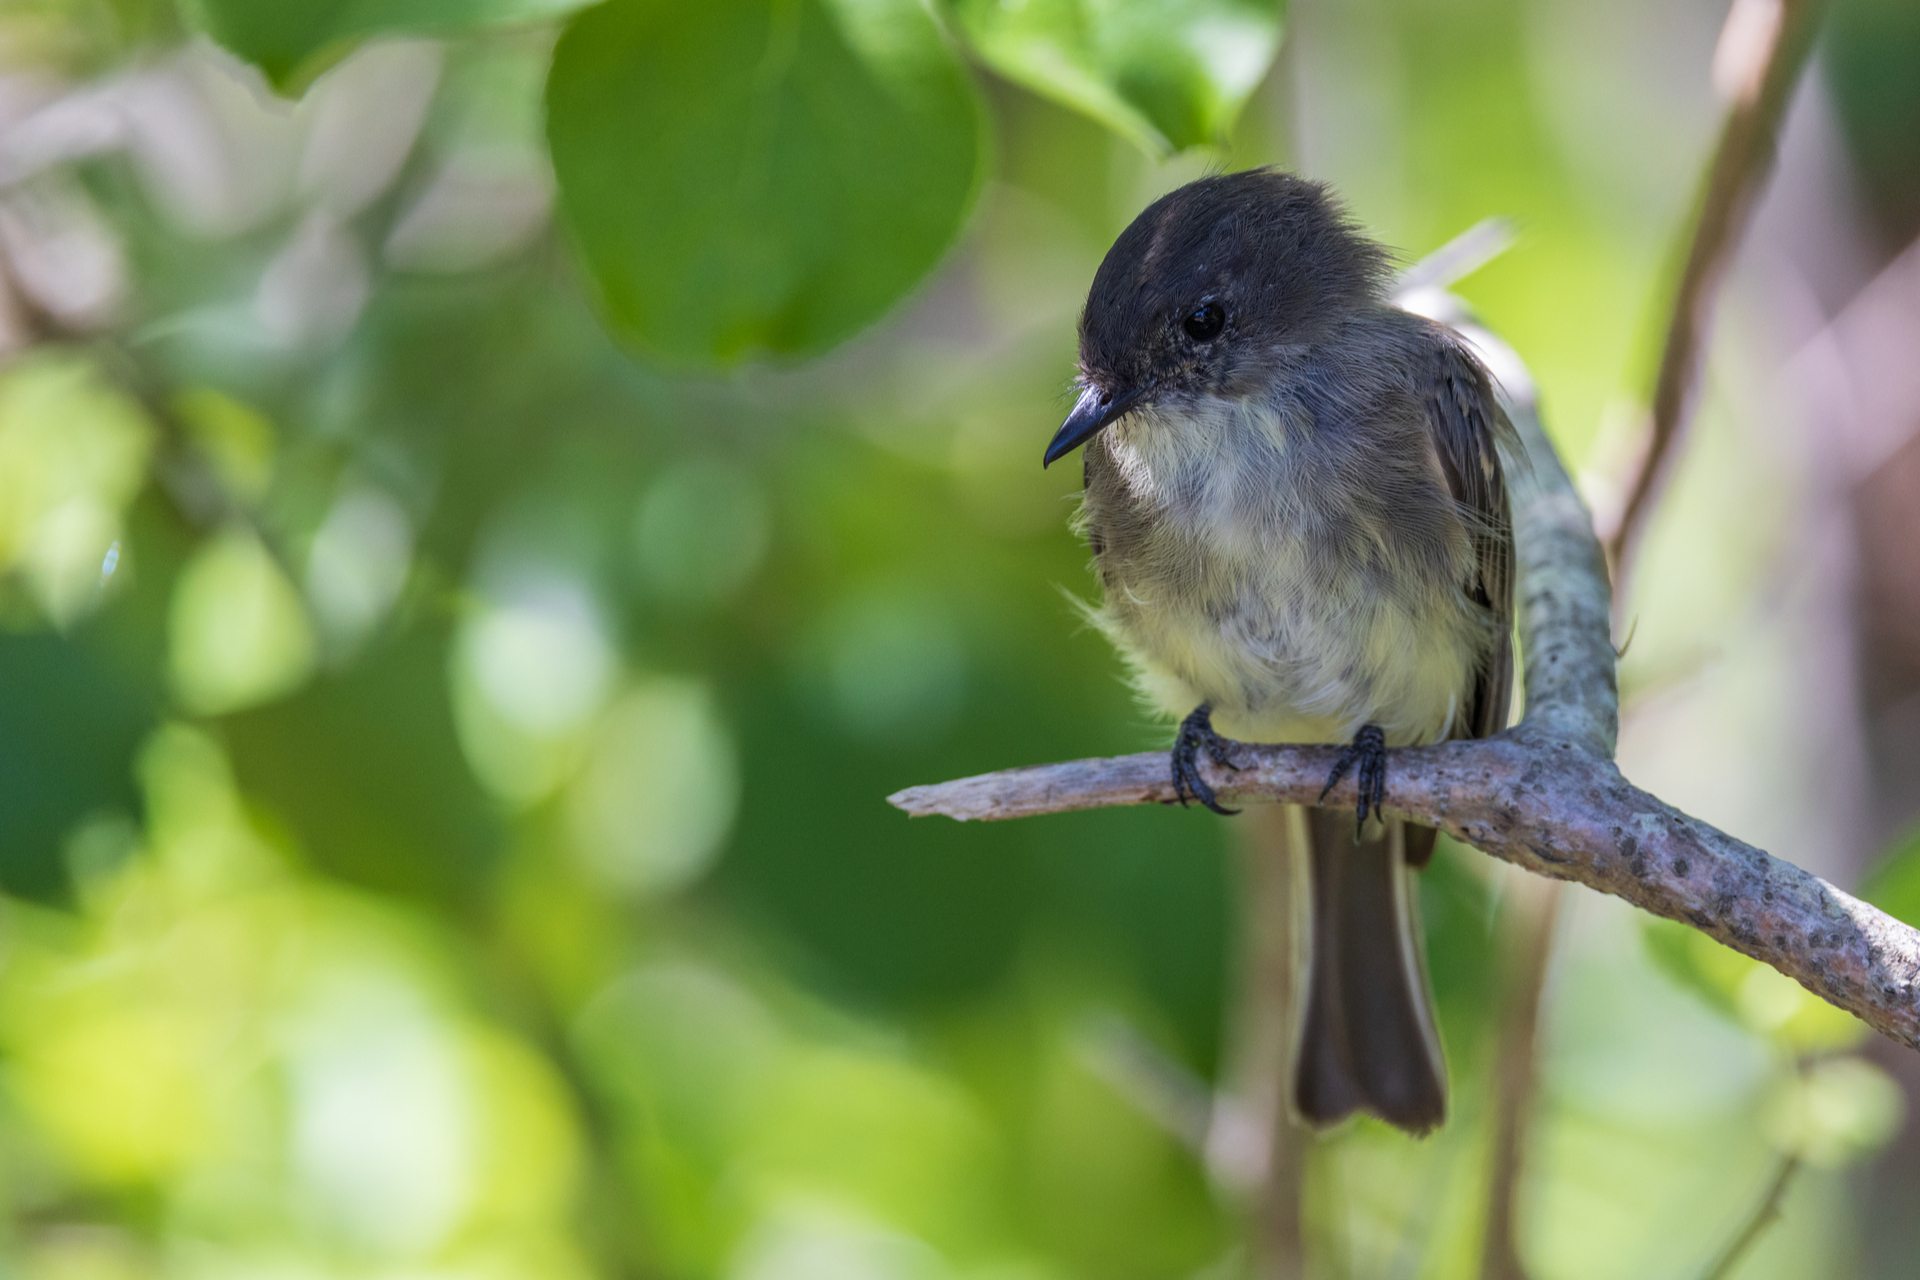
[{"left": 1422, "top": 331, "right": 1516, "bottom": 743}]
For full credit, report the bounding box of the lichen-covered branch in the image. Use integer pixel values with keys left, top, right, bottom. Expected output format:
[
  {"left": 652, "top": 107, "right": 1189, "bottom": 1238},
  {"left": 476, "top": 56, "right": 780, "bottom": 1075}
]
[
  {"left": 887, "top": 309, "right": 1920, "bottom": 1054},
  {"left": 889, "top": 706, "right": 1920, "bottom": 1051}
]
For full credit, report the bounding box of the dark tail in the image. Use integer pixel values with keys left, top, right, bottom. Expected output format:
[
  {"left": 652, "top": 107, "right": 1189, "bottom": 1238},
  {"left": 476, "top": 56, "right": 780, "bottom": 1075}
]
[{"left": 1292, "top": 807, "right": 1447, "bottom": 1134}]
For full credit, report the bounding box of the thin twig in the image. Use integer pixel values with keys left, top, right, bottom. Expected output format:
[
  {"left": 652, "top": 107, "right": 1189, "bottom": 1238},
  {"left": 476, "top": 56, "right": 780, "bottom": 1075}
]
[
  {"left": 1075, "top": 1013, "right": 1215, "bottom": 1156},
  {"left": 1478, "top": 874, "right": 1563, "bottom": 1280},
  {"left": 1394, "top": 218, "right": 1516, "bottom": 297},
  {"left": 1699, "top": 1152, "right": 1801, "bottom": 1280},
  {"left": 1214, "top": 803, "right": 1308, "bottom": 1280},
  {"left": 1605, "top": 0, "right": 1828, "bottom": 573},
  {"left": 888, "top": 315, "right": 1920, "bottom": 1057},
  {"left": 1078, "top": 813, "right": 1311, "bottom": 1276}
]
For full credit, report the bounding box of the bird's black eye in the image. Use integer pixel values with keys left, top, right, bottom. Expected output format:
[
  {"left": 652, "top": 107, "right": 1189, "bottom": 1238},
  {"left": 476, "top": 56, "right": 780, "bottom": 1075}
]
[{"left": 1183, "top": 302, "right": 1225, "bottom": 341}]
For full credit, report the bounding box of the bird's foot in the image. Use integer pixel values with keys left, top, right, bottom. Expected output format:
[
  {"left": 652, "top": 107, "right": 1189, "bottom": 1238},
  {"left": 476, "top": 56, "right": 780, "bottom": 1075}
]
[
  {"left": 1172, "top": 704, "right": 1242, "bottom": 816},
  {"left": 1319, "top": 724, "right": 1387, "bottom": 835}
]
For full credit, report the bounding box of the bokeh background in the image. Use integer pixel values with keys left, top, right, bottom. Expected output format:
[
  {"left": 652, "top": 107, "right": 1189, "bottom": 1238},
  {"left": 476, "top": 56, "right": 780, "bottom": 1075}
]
[{"left": 1, "top": 0, "right": 1919, "bottom": 1276}]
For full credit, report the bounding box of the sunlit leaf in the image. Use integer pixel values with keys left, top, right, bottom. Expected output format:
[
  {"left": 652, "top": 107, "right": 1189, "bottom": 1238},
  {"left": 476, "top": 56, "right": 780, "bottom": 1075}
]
[
  {"left": 1642, "top": 916, "right": 1740, "bottom": 1018},
  {"left": 745, "top": 1047, "right": 1005, "bottom": 1255},
  {"left": 1763, "top": 1055, "right": 1905, "bottom": 1167},
  {"left": 8, "top": 991, "right": 216, "bottom": 1184},
  {"left": 450, "top": 574, "right": 618, "bottom": 806},
  {"left": 180, "top": 0, "right": 592, "bottom": 88},
  {"left": 546, "top": 0, "right": 988, "bottom": 365},
  {"left": 0, "top": 352, "right": 153, "bottom": 628},
  {"left": 1861, "top": 822, "right": 1920, "bottom": 927},
  {"left": 173, "top": 388, "right": 276, "bottom": 508},
  {"left": 1643, "top": 918, "right": 1865, "bottom": 1054},
  {"left": 947, "top": 0, "right": 1282, "bottom": 155},
  {"left": 565, "top": 679, "right": 739, "bottom": 897},
  {"left": 168, "top": 527, "right": 317, "bottom": 716}
]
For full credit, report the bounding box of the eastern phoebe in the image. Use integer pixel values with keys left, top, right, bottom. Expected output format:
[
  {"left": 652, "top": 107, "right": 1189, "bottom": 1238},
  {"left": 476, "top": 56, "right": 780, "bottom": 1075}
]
[{"left": 1045, "top": 169, "right": 1515, "bottom": 1134}]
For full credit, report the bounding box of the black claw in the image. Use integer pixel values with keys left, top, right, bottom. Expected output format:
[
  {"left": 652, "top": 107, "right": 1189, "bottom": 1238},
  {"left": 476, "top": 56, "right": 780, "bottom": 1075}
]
[
  {"left": 1171, "top": 704, "right": 1241, "bottom": 816},
  {"left": 1319, "top": 724, "right": 1388, "bottom": 835}
]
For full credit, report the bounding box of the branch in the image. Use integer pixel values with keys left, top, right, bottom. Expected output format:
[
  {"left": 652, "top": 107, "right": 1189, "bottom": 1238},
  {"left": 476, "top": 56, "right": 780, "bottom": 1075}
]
[
  {"left": 1479, "top": 875, "right": 1561, "bottom": 1280},
  {"left": 1218, "top": 806, "right": 1308, "bottom": 1280},
  {"left": 1699, "top": 1152, "right": 1800, "bottom": 1280},
  {"left": 888, "top": 316, "right": 1920, "bottom": 1055},
  {"left": 1606, "top": 0, "right": 1828, "bottom": 569}
]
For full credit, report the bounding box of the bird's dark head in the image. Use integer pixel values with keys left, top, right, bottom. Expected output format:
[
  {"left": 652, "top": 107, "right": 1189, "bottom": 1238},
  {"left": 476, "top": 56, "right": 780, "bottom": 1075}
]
[{"left": 1044, "top": 169, "right": 1390, "bottom": 467}]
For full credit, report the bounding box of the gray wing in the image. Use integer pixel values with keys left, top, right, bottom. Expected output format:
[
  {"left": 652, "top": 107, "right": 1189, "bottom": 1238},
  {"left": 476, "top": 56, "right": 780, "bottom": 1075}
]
[{"left": 1421, "top": 329, "right": 1516, "bottom": 743}]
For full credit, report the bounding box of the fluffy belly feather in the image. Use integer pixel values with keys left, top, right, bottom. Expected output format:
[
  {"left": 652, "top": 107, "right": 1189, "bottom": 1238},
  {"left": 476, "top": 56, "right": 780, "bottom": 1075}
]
[
  {"left": 1084, "top": 397, "right": 1487, "bottom": 748},
  {"left": 1096, "top": 562, "right": 1479, "bottom": 748}
]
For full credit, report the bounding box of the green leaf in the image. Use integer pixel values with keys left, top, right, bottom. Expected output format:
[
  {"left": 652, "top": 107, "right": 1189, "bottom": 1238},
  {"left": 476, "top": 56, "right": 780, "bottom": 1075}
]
[
  {"left": 1861, "top": 822, "right": 1920, "bottom": 927},
  {"left": 180, "top": 0, "right": 592, "bottom": 89},
  {"left": 167, "top": 526, "right": 317, "bottom": 716},
  {"left": 224, "top": 629, "right": 503, "bottom": 905},
  {"left": 546, "top": 0, "right": 988, "bottom": 366},
  {"left": 0, "top": 631, "right": 155, "bottom": 902},
  {"left": 947, "top": 0, "right": 1282, "bottom": 156},
  {"left": 1643, "top": 918, "right": 1865, "bottom": 1055},
  {"left": 0, "top": 352, "right": 155, "bottom": 629}
]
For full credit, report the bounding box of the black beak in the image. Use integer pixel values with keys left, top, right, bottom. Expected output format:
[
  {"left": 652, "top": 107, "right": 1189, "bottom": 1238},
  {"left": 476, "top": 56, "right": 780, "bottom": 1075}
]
[{"left": 1043, "top": 383, "right": 1149, "bottom": 468}]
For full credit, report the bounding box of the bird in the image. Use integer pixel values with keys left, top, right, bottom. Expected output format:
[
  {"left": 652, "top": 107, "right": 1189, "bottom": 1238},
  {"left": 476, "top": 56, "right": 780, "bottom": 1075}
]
[{"left": 1042, "top": 168, "right": 1514, "bottom": 1134}]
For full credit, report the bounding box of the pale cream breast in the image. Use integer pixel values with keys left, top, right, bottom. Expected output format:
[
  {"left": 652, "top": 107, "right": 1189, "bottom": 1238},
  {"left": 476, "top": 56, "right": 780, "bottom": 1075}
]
[{"left": 1083, "top": 388, "right": 1488, "bottom": 748}]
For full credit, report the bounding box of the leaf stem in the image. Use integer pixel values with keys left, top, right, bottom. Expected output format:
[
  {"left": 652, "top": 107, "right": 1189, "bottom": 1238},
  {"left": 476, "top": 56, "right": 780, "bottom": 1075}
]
[{"left": 1699, "top": 1152, "right": 1802, "bottom": 1280}]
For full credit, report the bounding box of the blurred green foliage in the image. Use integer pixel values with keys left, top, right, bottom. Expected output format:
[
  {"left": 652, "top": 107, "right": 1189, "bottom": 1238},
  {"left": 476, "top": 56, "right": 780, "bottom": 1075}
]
[
  {"left": 1825, "top": 0, "right": 1920, "bottom": 242},
  {"left": 1861, "top": 823, "right": 1920, "bottom": 931},
  {"left": 546, "top": 0, "right": 988, "bottom": 364},
  {"left": 181, "top": 0, "right": 593, "bottom": 86},
  {"left": 1641, "top": 918, "right": 1868, "bottom": 1059},
  {"left": 0, "top": 0, "right": 1912, "bottom": 1277},
  {"left": 949, "top": 0, "right": 1283, "bottom": 156}
]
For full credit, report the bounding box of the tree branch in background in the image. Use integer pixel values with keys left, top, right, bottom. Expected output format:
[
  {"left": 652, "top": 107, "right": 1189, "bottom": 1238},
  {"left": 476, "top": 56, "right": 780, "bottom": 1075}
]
[
  {"left": 1215, "top": 805, "right": 1309, "bottom": 1280},
  {"left": 1605, "top": 0, "right": 1829, "bottom": 573},
  {"left": 1478, "top": 874, "right": 1562, "bottom": 1280},
  {"left": 889, "top": 315, "right": 1920, "bottom": 1054},
  {"left": 1479, "top": 4, "right": 1828, "bottom": 1263},
  {"left": 1699, "top": 1153, "right": 1802, "bottom": 1280}
]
